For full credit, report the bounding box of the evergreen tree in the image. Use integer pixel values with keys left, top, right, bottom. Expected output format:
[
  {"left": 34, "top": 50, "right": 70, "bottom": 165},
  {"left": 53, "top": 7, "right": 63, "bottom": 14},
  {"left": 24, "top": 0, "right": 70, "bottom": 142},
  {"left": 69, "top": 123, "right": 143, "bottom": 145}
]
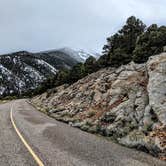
[
  {"left": 55, "top": 69, "right": 70, "bottom": 86},
  {"left": 84, "top": 56, "right": 98, "bottom": 74},
  {"left": 102, "top": 16, "right": 146, "bottom": 67},
  {"left": 69, "top": 63, "right": 86, "bottom": 83},
  {"left": 133, "top": 24, "right": 166, "bottom": 63}
]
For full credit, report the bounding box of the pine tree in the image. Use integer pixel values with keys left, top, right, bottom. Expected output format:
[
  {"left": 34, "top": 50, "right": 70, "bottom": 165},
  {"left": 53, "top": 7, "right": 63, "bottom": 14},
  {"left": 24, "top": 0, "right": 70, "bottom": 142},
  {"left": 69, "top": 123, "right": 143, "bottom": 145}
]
[
  {"left": 102, "top": 16, "right": 146, "bottom": 67},
  {"left": 133, "top": 24, "right": 166, "bottom": 63},
  {"left": 84, "top": 56, "right": 97, "bottom": 74}
]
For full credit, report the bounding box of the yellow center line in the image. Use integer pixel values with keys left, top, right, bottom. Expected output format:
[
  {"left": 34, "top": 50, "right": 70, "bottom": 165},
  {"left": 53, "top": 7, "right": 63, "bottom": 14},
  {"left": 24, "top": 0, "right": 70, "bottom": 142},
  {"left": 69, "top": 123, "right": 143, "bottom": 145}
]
[{"left": 10, "top": 103, "right": 45, "bottom": 166}]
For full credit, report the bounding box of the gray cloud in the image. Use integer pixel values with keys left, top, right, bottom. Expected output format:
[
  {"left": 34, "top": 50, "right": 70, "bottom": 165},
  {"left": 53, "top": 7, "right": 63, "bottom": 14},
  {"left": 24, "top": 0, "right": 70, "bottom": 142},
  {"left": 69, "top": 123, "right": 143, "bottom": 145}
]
[{"left": 0, "top": 0, "right": 165, "bottom": 54}]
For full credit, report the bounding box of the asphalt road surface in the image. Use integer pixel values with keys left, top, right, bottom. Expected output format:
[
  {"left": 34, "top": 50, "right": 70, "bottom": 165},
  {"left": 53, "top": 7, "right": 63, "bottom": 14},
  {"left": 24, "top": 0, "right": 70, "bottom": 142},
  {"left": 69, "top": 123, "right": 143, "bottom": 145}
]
[{"left": 0, "top": 99, "right": 165, "bottom": 166}]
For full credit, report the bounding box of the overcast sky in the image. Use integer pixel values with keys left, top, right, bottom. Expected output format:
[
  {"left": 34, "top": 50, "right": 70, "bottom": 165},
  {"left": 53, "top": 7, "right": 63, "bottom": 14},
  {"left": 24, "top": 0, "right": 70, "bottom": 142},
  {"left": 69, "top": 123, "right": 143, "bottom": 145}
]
[{"left": 0, "top": 0, "right": 165, "bottom": 54}]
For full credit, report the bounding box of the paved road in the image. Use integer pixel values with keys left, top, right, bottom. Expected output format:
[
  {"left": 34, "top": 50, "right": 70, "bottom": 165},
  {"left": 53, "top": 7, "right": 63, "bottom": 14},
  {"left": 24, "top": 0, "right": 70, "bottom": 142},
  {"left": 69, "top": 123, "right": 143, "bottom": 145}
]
[{"left": 0, "top": 99, "right": 165, "bottom": 166}]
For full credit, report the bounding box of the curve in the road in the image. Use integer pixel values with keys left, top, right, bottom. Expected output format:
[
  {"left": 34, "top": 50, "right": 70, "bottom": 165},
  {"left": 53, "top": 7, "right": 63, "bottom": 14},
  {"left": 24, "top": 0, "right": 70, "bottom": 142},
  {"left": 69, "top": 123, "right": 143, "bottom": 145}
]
[{"left": 10, "top": 103, "right": 45, "bottom": 166}]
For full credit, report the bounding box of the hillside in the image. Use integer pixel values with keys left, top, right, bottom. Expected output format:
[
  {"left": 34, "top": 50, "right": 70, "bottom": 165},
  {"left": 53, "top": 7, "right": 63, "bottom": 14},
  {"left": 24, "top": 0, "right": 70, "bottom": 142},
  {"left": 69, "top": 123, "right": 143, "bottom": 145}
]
[
  {"left": 56, "top": 47, "right": 100, "bottom": 62},
  {"left": 0, "top": 49, "right": 79, "bottom": 97},
  {"left": 32, "top": 52, "right": 166, "bottom": 160}
]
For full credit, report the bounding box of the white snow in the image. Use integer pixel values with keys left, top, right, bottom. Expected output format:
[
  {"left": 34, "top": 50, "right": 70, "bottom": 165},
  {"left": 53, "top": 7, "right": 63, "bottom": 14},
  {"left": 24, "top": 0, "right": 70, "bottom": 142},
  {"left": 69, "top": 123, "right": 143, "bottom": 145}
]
[
  {"left": 24, "top": 64, "right": 45, "bottom": 81},
  {"left": 36, "top": 59, "right": 57, "bottom": 74}
]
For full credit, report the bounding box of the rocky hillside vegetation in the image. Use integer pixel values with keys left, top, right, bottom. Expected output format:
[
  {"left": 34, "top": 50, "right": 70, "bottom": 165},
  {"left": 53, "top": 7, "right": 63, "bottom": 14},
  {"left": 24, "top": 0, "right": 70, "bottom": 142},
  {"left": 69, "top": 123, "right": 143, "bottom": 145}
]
[
  {"left": 32, "top": 53, "right": 166, "bottom": 160},
  {"left": 34, "top": 16, "right": 166, "bottom": 97}
]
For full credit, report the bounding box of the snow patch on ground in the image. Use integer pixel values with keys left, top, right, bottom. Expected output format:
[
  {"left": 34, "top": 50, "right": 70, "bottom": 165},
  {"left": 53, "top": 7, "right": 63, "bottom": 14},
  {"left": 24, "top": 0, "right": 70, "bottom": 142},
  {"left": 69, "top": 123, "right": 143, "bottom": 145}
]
[{"left": 36, "top": 59, "right": 57, "bottom": 74}]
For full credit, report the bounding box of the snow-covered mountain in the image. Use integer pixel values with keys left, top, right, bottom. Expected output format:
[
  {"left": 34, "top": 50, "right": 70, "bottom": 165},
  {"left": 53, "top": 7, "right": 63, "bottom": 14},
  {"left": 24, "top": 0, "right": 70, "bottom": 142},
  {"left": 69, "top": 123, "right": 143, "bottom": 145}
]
[
  {"left": 57, "top": 47, "right": 100, "bottom": 62},
  {"left": 0, "top": 48, "right": 99, "bottom": 97},
  {"left": 0, "top": 50, "right": 78, "bottom": 97}
]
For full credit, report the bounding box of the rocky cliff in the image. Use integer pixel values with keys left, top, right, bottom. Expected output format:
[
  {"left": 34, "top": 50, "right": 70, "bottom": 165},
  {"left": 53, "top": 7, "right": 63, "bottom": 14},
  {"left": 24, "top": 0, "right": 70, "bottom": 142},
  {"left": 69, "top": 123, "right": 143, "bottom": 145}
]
[{"left": 32, "top": 53, "right": 166, "bottom": 160}]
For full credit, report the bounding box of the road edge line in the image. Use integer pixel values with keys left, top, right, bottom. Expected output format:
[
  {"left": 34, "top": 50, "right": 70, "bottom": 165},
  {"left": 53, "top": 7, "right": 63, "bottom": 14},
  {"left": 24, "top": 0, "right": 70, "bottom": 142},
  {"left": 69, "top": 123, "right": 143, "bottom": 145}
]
[{"left": 10, "top": 103, "right": 45, "bottom": 166}]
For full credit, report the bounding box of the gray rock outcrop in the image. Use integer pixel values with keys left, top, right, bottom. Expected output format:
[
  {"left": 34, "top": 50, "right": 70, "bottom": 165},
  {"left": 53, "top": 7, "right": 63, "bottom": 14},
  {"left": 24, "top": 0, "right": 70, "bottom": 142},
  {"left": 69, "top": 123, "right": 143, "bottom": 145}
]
[{"left": 32, "top": 53, "right": 166, "bottom": 160}]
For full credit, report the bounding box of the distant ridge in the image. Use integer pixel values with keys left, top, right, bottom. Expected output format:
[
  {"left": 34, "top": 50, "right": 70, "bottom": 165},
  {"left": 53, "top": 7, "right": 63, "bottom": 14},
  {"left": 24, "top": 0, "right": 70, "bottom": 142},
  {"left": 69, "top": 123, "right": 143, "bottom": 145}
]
[{"left": 0, "top": 49, "right": 77, "bottom": 97}]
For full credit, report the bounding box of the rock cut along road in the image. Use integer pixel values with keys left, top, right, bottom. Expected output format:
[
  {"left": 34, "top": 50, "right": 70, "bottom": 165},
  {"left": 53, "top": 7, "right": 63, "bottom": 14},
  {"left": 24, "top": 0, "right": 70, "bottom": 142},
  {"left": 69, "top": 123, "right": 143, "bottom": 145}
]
[{"left": 0, "top": 99, "right": 165, "bottom": 166}]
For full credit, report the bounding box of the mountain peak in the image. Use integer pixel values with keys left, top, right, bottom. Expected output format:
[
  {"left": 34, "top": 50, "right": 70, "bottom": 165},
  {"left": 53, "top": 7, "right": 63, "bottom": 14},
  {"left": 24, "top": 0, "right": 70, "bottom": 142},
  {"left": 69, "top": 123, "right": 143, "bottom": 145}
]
[{"left": 37, "top": 47, "right": 100, "bottom": 62}]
